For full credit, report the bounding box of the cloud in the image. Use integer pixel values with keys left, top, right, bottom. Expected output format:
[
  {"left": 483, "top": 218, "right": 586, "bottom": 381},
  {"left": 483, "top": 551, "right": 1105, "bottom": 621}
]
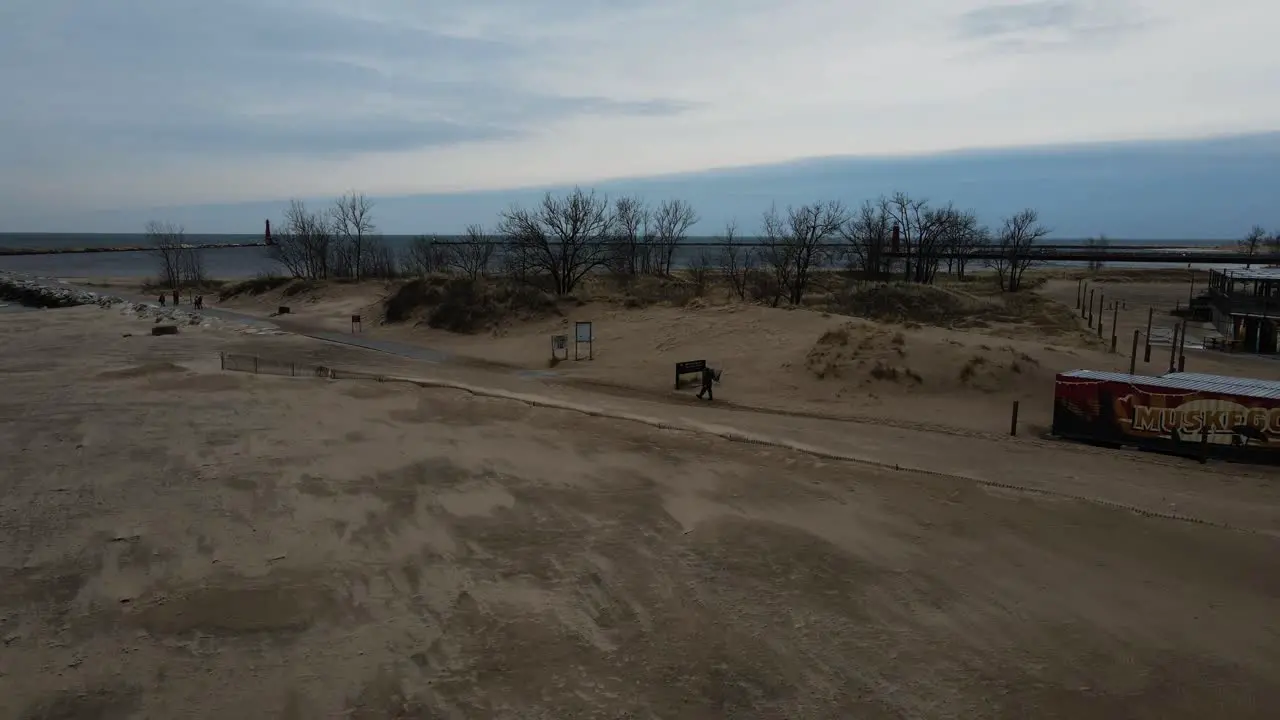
[
  {"left": 1, "top": 0, "right": 1277, "bottom": 225},
  {"left": 0, "top": 0, "right": 691, "bottom": 165},
  {"left": 955, "top": 0, "right": 1152, "bottom": 52}
]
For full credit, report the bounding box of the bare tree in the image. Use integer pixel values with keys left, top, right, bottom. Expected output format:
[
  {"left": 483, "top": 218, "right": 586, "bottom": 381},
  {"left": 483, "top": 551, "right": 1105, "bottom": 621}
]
[
  {"left": 362, "top": 237, "right": 399, "bottom": 278},
  {"left": 1241, "top": 225, "right": 1268, "bottom": 269},
  {"left": 649, "top": 199, "right": 699, "bottom": 276},
  {"left": 496, "top": 188, "right": 614, "bottom": 296},
  {"left": 880, "top": 192, "right": 929, "bottom": 283},
  {"left": 989, "top": 208, "right": 1049, "bottom": 292},
  {"left": 841, "top": 201, "right": 893, "bottom": 281},
  {"left": 716, "top": 221, "right": 755, "bottom": 301},
  {"left": 146, "top": 221, "right": 185, "bottom": 288},
  {"left": 760, "top": 201, "right": 847, "bottom": 307},
  {"left": 330, "top": 192, "right": 375, "bottom": 279},
  {"left": 944, "top": 210, "right": 986, "bottom": 281},
  {"left": 447, "top": 224, "right": 497, "bottom": 280},
  {"left": 178, "top": 243, "right": 206, "bottom": 286},
  {"left": 914, "top": 204, "right": 962, "bottom": 284},
  {"left": 402, "top": 236, "right": 449, "bottom": 277},
  {"left": 270, "top": 200, "right": 333, "bottom": 279},
  {"left": 610, "top": 196, "right": 649, "bottom": 277}
]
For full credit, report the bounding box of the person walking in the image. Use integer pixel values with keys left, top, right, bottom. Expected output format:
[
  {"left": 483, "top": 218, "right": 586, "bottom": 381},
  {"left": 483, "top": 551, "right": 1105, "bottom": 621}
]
[{"left": 696, "top": 365, "right": 721, "bottom": 401}]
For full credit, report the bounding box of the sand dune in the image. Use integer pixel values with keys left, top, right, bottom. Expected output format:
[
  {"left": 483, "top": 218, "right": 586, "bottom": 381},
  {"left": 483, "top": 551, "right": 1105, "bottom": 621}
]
[{"left": 2, "top": 296, "right": 1279, "bottom": 718}]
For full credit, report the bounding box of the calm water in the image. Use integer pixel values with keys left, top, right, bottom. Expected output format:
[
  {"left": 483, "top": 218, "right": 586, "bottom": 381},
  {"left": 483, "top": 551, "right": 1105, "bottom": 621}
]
[{"left": 0, "top": 233, "right": 1230, "bottom": 280}]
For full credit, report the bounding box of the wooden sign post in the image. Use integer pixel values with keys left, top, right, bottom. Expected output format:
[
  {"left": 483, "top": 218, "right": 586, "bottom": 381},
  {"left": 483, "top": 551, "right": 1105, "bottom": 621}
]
[
  {"left": 574, "top": 321, "right": 593, "bottom": 360},
  {"left": 351, "top": 314, "right": 362, "bottom": 333}
]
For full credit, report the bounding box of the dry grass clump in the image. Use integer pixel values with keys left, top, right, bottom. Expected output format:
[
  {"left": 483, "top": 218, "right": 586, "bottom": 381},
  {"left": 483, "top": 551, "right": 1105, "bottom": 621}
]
[
  {"left": 217, "top": 275, "right": 291, "bottom": 300},
  {"left": 831, "top": 281, "right": 1088, "bottom": 342},
  {"left": 831, "top": 283, "right": 997, "bottom": 327},
  {"left": 958, "top": 346, "right": 1042, "bottom": 391},
  {"left": 805, "top": 322, "right": 920, "bottom": 384},
  {"left": 382, "top": 276, "right": 559, "bottom": 333}
]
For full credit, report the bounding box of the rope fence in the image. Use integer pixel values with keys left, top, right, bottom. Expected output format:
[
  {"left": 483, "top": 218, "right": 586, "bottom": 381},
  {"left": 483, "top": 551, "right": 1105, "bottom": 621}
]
[{"left": 219, "top": 352, "right": 389, "bottom": 381}]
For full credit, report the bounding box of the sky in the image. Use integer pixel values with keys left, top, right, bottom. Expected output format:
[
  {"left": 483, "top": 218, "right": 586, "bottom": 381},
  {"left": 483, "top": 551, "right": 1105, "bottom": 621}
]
[{"left": 2, "top": 0, "right": 1278, "bottom": 234}]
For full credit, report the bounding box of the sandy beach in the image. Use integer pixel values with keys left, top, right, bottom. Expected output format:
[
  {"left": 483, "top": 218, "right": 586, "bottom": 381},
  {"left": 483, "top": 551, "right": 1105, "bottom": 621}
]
[{"left": 1, "top": 271, "right": 1279, "bottom": 718}]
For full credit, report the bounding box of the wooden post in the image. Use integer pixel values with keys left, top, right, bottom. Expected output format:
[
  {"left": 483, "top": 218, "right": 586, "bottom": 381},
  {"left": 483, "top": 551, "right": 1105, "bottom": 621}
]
[
  {"left": 253, "top": 356, "right": 259, "bottom": 375},
  {"left": 1088, "top": 289, "right": 1095, "bottom": 324},
  {"left": 1143, "top": 307, "right": 1153, "bottom": 362},
  {"left": 1110, "top": 302, "right": 1119, "bottom": 352},
  {"left": 1168, "top": 322, "right": 1180, "bottom": 374},
  {"left": 1010, "top": 401, "right": 1019, "bottom": 436},
  {"left": 1178, "top": 320, "right": 1188, "bottom": 371},
  {"left": 1098, "top": 295, "right": 1104, "bottom": 337},
  {"left": 290, "top": 362, "right": 296, "bottom": 377},
  {"left": 1129, "top": 329, "right": 1140, "bottom": 374},
  {"left": 219, "top": 351, "right": 225, "bottom": 371},
  {"left": 1076, "top": 279, "right": 1083, "bottom": 309}
]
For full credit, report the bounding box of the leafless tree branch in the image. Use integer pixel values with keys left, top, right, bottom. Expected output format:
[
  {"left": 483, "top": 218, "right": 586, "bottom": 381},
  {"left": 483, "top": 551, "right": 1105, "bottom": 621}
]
[
  {"left": 988, "top": 208, "right": 1049, "bottom": 292},
  {"left": 447, "top": 224, "right": 497, "bottom": 280},
  {"left": 649, "top": 199, "right": 699, "bottom": 276},
  {"left": 496, "top": 187, "right": 614, "bottom": 296},
  {"left": 761, "top": 201, "right": 847, "bottom": 307},
  {"left": 330, "top": 192, "right": 376, "bottom": 279}
]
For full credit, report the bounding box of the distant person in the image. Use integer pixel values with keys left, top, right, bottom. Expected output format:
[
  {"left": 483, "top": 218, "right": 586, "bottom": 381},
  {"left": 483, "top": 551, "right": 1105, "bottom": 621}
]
[
  {"left": 696, "top": 366, "right": 722, "bottom": 401},
  {"left": 157, "top": 294, "right": 165, "bottom": 306},
  {"left": 171, "top": 289, "right": 179, "bottom": 305},
  {"left": 194, "top": 295, "right": 203, "bottom": 309}
]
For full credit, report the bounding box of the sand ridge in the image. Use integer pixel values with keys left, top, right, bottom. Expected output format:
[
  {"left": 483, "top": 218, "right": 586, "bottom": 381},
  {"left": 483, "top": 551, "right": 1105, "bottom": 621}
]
[{"left": 0, "top": 278, "right": 1277, "bottom": 718}]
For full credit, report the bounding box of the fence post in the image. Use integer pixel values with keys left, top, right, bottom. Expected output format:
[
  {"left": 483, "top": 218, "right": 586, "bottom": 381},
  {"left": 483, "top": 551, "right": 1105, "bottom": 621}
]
[
  {"left": 254, "top": 356, "right": 259, "bottom": 375},
  {"left": 1088, "top": 289, "right": 1095, "bottom": 325},
  {"left": 1144, "top": 307, "right": 1153, "bottom": 362},
  {"left": 291, "top": 362, "right": 296, "bottom": 377},
  {"left": 220, "top": 351, "right": 224, "bottom": 371},
  {"left": 1110, "top": 302, "right": 1119, "bottom": 352},
  {"left": 1010, "top": 401, "right": 1019, "bottom": 436},
  {"left": 1098, "top": 295, "right": 1104, "bottom": 338},
  {"left": 1129, "top": 329, "right": 1140, "bottom": 374},
  {"left": 1179, "top": 317, "right": 1189, "bottom": 369},
  {"left": 1168, "top": 322, "right": 1180, "bottom": 374}
]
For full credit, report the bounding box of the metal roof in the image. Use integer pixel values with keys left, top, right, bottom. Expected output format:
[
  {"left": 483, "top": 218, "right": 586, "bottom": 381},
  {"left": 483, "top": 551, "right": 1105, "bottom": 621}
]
[
  {"left": 1058, "top": 369, "right": 1280, "bottom": 400},
  {"left": 1214, "top": 267, "right": 1280, "bottom": 282},
  {"left": 1162, "top": 372, "right": 1280, "bottom": 390}
]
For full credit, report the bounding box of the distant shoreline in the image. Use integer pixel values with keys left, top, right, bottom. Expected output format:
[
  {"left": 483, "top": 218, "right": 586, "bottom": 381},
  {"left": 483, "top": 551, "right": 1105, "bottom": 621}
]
[{"left": 0, "top": 241, "right": 267, "bottom": 257}]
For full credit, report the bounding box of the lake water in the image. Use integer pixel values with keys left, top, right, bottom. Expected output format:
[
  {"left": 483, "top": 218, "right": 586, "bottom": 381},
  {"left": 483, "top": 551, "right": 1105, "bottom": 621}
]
[{"left": 0, "top": 233, "right": 1236, "bottom": 280}]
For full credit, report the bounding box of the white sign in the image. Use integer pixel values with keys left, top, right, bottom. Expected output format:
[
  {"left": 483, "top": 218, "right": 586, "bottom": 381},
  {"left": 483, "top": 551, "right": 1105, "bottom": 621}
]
[
  {"left": 575, "top": 322, "right": 592, "bottom": 343},
  {"left": 553, "top": 334, "right": 567, "bottom": 350}
]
